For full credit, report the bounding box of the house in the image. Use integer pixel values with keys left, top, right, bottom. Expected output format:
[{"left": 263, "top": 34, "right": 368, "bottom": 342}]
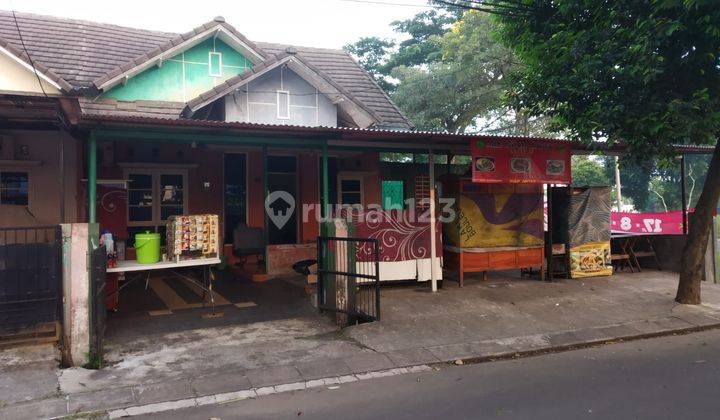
[{"left": 0, "top": 11, "right": 415, "bottom": 271}]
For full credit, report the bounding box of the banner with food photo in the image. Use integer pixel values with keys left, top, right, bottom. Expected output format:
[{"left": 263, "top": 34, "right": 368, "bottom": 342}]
[
  {"left": 566, "top": 187, "right": 613, "bottom": 278},
  {"left": 471, "top": 140, "right": 571, "bottom": 184},
  {"left": 569, "top": 242, "right": 613, "bottom": 278}
]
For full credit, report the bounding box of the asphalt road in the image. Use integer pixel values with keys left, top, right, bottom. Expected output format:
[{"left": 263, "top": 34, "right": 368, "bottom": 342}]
[{"left": 136, "top": 330, "right": 720, "bottom": 420}]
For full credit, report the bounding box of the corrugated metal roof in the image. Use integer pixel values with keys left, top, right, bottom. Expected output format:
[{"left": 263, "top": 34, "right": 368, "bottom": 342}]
[{"left": 78, "top": 113, "right": 715, "bottom": 154}]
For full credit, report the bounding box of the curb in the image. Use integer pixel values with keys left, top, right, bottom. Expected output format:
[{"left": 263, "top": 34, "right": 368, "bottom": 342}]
[
  {"left": 443, "top": 320, "right": 720, "bottom": 366},
  {"left": 31, "top": 318, "right": 720, "bottom": 419},
  {"left": 100, "top": 365, "right": 432, "bottom": 419}
]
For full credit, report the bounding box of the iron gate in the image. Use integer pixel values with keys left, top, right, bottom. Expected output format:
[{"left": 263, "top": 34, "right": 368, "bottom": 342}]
[
  {"left": 317, "top": 236, "right": 380, "bottom": 326},
  {"left": 89, "top": 245, "right": 107, "bottom": 362},
  {"left": 0, "top": 226, "right": 63, "bottom": 339}
]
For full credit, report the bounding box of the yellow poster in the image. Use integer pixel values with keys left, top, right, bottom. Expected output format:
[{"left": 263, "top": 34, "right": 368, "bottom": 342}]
[
  {"left": 569, "top": 241, "right": 613, "bottom": 278},
  {"left": 445, "top": 192, "right": 544, "bottom": 248}
]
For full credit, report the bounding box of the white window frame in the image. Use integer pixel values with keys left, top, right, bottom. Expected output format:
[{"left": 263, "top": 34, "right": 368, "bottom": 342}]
[
  {"left": 337, "top": 174, "right": 364, "bottom": 206},
  {"left": 209, "top": 52, "right": 222, "bottom": 77},
  {"left": 0, "top": 170, "right": 30, "bottom": 206},
  {"left": 276, "top": 90, "right": 290, "bottom": 120},
  {"left": 124, "top": 169, "right": 188, "bottom": 227}
]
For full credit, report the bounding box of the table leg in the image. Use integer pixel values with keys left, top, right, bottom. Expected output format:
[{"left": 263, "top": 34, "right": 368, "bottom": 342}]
[
  {"left": 623, "top": 238, "right": 634, "bottom": 273},
  {"left": 208, "top": 266, "right": 216, "bottom": 313},
  {"left": 648, "top": 237, "right": 662, "bottom": 270},
  {"left": 629, "top": 237, "right": 642, "bottom": 272}
]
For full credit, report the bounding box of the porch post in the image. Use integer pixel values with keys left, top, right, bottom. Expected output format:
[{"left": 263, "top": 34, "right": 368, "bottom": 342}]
[
  {"left": 87, "top": 130, "right": 97, "bottom": 223},
  {"left": 429, "top": 150, "right": 438, "bottom": 292},
  {"left": 262, "top": 145, "right": 269, "bottom": 271},
  {"left": 321, "top": 140, "right": 329, "bottom": 220},
  {"left": 614, "top": 156, "right": 622, "bottom": 210},
  {"left": 680, "top": 154, "right": 688, "bottom": 235}
]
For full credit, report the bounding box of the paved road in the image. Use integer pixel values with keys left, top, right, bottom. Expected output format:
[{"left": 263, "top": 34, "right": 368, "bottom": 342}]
[{"left": 136, "top": 330, "right": 720, "bottom": 420}]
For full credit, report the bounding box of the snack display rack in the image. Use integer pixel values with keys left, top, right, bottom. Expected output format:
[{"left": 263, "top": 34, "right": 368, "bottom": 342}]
[{"left": 166, "top": 214, "right": 219, "bottom": 261}]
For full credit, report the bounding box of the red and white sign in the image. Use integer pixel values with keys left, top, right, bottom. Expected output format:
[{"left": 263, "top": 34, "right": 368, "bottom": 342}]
[
  {"left": 611, "top": 211, "right": 686, "bottom": 235},
  {"left": 471, "top": 140, "right": 571, "bottom": 184}
]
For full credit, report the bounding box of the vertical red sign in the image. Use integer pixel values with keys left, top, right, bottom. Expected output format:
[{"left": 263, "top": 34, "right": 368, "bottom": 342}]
[{"left": 471, "top": 140, "right": 571, "bottom": 184}]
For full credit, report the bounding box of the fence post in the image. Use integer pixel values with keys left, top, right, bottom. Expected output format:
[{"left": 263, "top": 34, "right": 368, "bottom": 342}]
[
  {"left": 374, "top": 239, "right": 380, "bottom": 321},
  {"left": 316, "top": 236, "right": 323, "bottom": 312}
]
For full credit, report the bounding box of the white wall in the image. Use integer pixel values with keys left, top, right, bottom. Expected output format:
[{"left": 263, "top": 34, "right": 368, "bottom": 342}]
[
  {"left": 0, "top": 50, "right": 60, "bottom": 96},
  {"left": 1, "top": 130, "right": 78, "bottom": 225},
  {"left": 225, "top": 66, "right": 337, "bottom": 127}
]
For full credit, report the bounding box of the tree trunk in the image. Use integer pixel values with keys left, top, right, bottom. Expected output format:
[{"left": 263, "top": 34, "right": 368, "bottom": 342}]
[{"left": 676, "top": 142, "right": 720, "bottom": 304}]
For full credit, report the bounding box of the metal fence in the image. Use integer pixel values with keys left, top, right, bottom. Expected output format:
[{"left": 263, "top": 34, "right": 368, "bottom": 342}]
[
  {"left": 317, "top": 236, "right": 380, "bottom": 326},
  {"left": 0, "top": 226, "right": 62, "bottom": 336},
  {"left": 89, "top": 245, "right": 107, "bottom": 363}
]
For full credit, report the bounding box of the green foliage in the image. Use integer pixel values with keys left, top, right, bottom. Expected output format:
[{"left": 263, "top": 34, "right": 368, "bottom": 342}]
[
  {"left": 571, "top": 155, "right": 611, "bottom": 187},
  {"left": 389, "top": 11, "right": 516, "bottom": 132},
  {"left": 495, "top": 0, "right": 720, "bottom": 156},
  {"left": 343, "top": 37, "right": 396, "bottom": 92},
  {"left": 385, "top": 8, "right": 461, "bottom": 70},
  {"left": 345, "top": 6, "right": 532, "bottom": 133}
]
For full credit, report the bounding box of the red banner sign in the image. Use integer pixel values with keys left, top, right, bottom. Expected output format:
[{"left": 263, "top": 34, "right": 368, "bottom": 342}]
[
  {"left": 471, "top": 140, "right": 571, "bottom": 184},
  {"left": 611, "top": 211, "right": 685, "bottom": 235}
]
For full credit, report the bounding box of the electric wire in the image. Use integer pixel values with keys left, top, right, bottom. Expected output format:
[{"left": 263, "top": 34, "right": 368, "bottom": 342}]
[{"left": 11, "top": 10, "right": 48, "bottom": 98}]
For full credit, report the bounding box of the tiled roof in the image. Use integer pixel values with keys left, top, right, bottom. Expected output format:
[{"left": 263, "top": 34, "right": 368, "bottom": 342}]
[
  {"left": 78, "top": 97, "right": 185, "bottom": 119},
  {"left": 0, "top": 33, "right": 72, "bottom": 91},
  {"left": 0, "top": 10, "right": 412, "bottom": 128},
  {"left": 183, "top": 53, "right": 382, "bottom": 126}
]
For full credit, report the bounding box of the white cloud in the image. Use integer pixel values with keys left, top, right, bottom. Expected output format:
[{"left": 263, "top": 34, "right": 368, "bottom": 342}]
[{"left": 1, "top": 0, "right": 429, "bottom": 49}]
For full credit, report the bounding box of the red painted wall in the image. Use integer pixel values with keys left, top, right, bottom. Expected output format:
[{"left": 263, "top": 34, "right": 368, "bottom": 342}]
[{"left": 299, "top": 153, "right": 319, "bottom": 242}]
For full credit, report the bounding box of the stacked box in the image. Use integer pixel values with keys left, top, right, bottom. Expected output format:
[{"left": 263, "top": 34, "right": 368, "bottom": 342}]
[{"left": 166, "top": 214, "right": 219, "bottom": 260}]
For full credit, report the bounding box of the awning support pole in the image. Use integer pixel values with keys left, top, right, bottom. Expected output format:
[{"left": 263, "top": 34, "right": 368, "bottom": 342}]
[
  {"left": 88, "top": 130, "right": 97, "bottom": 224},
  {"left": 546, "top": 184, "right": 554, "bottom": 282},
  {"left": 429, "top": 150, "right": 438, "bottom": 292},
  {"left": 614, "top": 156, "right": 622, "bottom": 210},
  {"left": 262, "top": 145, "right": 269, "bottom": 271},
  {"left": 322, "top": 140, "right": 329, "bottom": 220},
  {"left": 680, "top": 154, "right": 688, "bottom": 235}
]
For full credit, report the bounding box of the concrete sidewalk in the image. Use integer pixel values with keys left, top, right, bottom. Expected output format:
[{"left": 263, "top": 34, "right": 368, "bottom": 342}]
[{"left": 3, "top": 270, "right": 720, "bottom": 419}]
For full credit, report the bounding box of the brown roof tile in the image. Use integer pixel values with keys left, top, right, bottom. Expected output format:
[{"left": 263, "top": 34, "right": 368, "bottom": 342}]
[{"left": 0, "top": 10, "right": 411, "bottom": 128}]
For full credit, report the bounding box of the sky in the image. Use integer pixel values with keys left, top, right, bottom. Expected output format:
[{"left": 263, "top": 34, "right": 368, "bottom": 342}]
[{"left": 0, "top": 0, "right": 432, "bottom": 49}]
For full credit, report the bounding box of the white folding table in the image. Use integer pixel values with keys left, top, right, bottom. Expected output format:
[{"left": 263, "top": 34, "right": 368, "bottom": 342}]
[{"left": 107, "top": 257, "right": 222, "bottom": 313}]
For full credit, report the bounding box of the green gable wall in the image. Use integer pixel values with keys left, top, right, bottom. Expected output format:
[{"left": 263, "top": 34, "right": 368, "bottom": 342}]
[{"left": 103, "top": 38, "right": 252, "bottom": 102}]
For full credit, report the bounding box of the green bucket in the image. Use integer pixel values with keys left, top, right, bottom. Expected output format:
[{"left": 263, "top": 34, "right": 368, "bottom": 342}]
[{"left": 135, "top": 231, "right": 160, "bottom": 264}]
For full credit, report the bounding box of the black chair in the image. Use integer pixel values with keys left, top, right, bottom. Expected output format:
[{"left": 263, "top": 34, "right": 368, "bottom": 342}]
[{"left": 232, "top": 223, "right": 264, "bottom": 267}]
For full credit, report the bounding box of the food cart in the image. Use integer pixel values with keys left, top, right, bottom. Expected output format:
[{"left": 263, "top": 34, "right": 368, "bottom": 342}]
[{"left": 441, "top": 139, "right": 573, "bottom": 285}]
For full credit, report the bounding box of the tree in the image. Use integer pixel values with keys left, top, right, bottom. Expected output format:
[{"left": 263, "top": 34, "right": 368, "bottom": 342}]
[
  {"left": 343, "top": 37, "right": 396, "bottom": 92},
  {"left": 345, "top": 8, "right": 528, "bottom": 134},
  {"left": 490, "top": 0, "right": 720, "bottom": 303},
  {"left": 571, "top": 156, "right": 611, "bottom": 187},
  {"left": 343, "top": 6, "right": 460, "bottom": 93},
  {"left": 385, "top": 8, "right": 461, "bottom": 70}
]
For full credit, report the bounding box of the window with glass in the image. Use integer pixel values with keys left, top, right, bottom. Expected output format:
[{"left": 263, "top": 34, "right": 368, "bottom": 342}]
[
  {"left": 126, "top": 170, "right": 187, "bottom": 227},
  {"left": 338, "top": 176, "right": 363, "bottom": 206},
  {"left": 0, "top": 171, "right": 29, "bottom": 205}
]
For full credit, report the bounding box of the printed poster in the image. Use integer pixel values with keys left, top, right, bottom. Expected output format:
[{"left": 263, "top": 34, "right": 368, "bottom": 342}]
[{"left": 471, "top": 140, "right": 571, "bottom": 184}]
